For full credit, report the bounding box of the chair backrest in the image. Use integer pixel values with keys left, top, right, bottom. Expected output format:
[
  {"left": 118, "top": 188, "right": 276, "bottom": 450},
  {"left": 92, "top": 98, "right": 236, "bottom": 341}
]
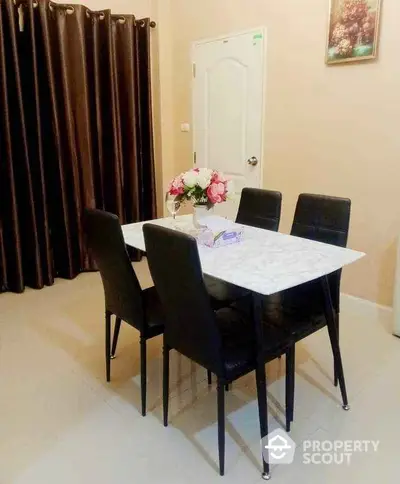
[
  {"left": 143, "top": 223, "right": 223, "bottom": 374},
  {"left": 84, "top": 209, "right": 144, "bottom": 328},
  {"left": 236, "top": 188, "right": 282, "bottom": 231},
  {"left": 290, "top": 194, "right": 351, "bottom": 313}
]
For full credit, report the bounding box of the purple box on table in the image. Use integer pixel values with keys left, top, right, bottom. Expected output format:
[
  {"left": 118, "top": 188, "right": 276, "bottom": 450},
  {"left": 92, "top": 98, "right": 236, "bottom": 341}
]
[{"left": 195, "top": 216, "right": 244, "bottom": 248}]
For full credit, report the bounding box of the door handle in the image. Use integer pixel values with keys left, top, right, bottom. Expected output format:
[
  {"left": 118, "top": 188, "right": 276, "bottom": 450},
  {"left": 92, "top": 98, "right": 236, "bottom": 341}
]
[{"left": 247, "top": 156, "right": 258, "bottom": 166}]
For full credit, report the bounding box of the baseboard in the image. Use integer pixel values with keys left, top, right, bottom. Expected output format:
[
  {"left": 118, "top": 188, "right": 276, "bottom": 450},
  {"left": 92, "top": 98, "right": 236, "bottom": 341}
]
[
  {"left": 341, "top": 293, "right": 399, "bottom": 337},
  {"left": 341, "top": 292, "right": 393, "bottom": 313}
]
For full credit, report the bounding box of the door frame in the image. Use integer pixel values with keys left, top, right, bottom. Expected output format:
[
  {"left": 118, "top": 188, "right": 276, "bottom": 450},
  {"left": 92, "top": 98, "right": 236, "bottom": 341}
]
[{"left": 191, "top": 26, "right": 268, "bottom": 189}]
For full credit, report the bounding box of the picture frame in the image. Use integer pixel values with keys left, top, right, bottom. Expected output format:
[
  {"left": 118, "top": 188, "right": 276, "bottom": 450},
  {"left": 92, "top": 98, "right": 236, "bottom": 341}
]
[{"left": 326, "top": 0, "right": 382, "bottom": 65}]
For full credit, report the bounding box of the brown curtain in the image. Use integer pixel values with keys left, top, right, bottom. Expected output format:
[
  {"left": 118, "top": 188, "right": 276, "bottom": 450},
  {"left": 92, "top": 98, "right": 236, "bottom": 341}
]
[{"left": 0, "top": 0, "right": 156, "bottom": 293}]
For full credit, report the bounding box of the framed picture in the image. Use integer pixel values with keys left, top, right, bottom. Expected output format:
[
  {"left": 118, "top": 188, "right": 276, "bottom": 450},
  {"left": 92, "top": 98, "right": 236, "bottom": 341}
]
[{"left": 326, "top": 0, "right": 382, "bottom": 65}]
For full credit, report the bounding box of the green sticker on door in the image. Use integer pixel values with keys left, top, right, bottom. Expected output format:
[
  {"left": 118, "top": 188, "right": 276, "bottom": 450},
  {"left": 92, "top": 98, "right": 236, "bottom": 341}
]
[{"left": 253, "top": 33, "right": 263, "bottom": 40}]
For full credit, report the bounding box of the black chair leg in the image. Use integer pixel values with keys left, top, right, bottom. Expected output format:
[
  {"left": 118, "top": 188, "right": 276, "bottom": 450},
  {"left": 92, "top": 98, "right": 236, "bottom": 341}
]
[
  {"left": 256, "top": 363, "right": 270, "bottom": 479},
  {"left": 140, "top": 335, "right": 147, "bottom": 416},
  {"left": 285, "top": 346, "right": 295, "bottom": 431},
  {"left": 225, "top": 383, "right": 231, "bottom": 392},
  {"left": 163, "top": 343, "right": 170, "bottom": 427},
  {"left": 322, "top": 277, "right": 349, "bottom": 410},
  {"left": 207, "top": 370, "right": 212, "bottom": 385},
  {"left": 217, "top": 379, "right": 225, "bottom": 476},
  {"left": 290, "top": 350, "right": 295, "bottom": 424},
  {"left": 327, "top": 319, "right": 349, "bottom": 409},
  {"left": 111, "top": 317, "right": 122, "bottom": 359},
  {"left": 334, "top": 314, "right": 339, "bottom": 387},
  {"left": 105, "top": 311, "right": 111, "bottom": 382}
]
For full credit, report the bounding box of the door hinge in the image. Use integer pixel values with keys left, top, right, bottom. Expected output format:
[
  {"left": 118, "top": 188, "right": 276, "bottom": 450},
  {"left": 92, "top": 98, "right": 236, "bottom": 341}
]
[
  {"left": 192, "top": 63, "right": 196, "bottom": 78},
  {"left": 193, "top": 151, "right": 197, "bottom": 164}
]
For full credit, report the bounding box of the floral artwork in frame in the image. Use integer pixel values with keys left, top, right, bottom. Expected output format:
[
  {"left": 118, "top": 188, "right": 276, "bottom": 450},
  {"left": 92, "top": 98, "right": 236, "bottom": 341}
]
[{"left": 326, "top": 0, "right": 382, "bottom": 65}]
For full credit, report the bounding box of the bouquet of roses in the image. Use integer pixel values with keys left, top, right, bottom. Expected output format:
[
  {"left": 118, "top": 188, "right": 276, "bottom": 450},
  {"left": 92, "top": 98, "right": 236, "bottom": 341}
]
[{"left": 167, "top": 168, "right": 233, "bottom": 209}]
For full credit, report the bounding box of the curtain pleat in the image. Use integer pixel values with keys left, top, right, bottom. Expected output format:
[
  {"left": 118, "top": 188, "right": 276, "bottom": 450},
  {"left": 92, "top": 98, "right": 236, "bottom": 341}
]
[
  {"left": 136, "top": 19, "right": 156, "bottom": 221},
  {"left": 0, "top": 0, "right": 156, "bottom": 293},
  {"left": 25, "top": 0, "right": 53, "bottom": 286},
  {"left": 0, "top": 0, "right": 25, "bottom": 292},
  {"left": 112, "top": 15, "right": 140, "bottom": 225}
]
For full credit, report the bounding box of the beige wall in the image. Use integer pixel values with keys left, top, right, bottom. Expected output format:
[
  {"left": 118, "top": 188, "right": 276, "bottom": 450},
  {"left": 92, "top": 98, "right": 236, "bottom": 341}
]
[
  {"left": 65, "top": 0, "right": 151, "bottom": 17},
  {"left": 150, "top": 0, "right": 175, "bottom": 210},
  {"left": 59, "top": 0, "right": 400, "bottom": 306},
  {"left": 160, "top": 0, "right": 400, "bottom": 306}
]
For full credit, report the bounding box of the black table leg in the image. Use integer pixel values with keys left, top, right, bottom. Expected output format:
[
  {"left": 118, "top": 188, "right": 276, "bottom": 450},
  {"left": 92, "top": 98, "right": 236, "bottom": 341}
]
[
  {"left": 321, "top": 276, "right": 350, "bottom": 410},
  {"left": 252, "top": 292, "right": 271, "bottom": 480},
  {"left": 334, "top": 313, "right": 339, "bottom": 387}
]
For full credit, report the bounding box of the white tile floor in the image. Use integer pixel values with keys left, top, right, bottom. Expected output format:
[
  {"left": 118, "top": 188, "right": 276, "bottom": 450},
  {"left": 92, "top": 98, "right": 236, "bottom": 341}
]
[{"left": 1, "top": 261, "right": 399, "bottom": 483}]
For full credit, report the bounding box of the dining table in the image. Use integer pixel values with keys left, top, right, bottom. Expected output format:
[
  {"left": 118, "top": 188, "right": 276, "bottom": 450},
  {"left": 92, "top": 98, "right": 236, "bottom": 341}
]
[{"left": 122, "top": 214, "right": 365, "bottom": 479}]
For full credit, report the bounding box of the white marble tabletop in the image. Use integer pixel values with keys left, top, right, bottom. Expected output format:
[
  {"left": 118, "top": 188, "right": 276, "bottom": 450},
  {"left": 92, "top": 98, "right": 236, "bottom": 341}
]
[{"left": 122, "top": 215, "right": 365, "bottom": 297}]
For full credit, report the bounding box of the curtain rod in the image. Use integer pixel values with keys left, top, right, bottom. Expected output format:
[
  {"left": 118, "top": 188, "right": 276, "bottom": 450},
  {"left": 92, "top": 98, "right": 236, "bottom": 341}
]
[{"left": 138, "top": 18, "right": 157, "bottom": 28}]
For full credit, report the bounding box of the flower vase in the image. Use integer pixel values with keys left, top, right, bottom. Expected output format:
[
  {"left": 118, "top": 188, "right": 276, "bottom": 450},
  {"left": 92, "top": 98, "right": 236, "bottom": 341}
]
[{"left": 193, "top": 204, "right": 213, "bottom": 229}]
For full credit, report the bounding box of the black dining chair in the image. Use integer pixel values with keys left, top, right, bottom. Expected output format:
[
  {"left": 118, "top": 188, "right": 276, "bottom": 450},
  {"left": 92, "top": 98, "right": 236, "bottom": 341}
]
[
  {"left": 265, "top": 194, "right": 351, "bottom": 430},
  {"left": 84, "top": 209, "right": 164, "bottom": 417},
  {"left": 205, "top": 188, "right": 282, "bottom": 307},
  {"left": 236, "top": 188, "right": 282, "bottom": 230},
  {"left": 205, "top": 188, "right": 283, "bottom": 388},
  {"left": 143, "top": 223, "right": 292, "bottom": 478}
]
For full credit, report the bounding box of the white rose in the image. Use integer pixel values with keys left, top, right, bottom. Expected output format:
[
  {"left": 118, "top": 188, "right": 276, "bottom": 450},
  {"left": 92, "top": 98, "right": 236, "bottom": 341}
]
[
  {"left": 196, "top": 168, "right": 212, "bottom": 189},
  {"left": 198, "top": 167, "right": 212, "bottom": 178},
  {"left": 183, "top": 170, "right": 198, "bottom": 187},
  {"left": 196, "top": 176, "right": 207, "bottom": 189}
]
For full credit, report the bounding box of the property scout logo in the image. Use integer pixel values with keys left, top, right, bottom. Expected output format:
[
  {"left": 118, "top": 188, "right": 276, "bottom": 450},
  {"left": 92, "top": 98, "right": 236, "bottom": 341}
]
[{"left": 262, "top": 429, "right": 379, "bottom": 466}]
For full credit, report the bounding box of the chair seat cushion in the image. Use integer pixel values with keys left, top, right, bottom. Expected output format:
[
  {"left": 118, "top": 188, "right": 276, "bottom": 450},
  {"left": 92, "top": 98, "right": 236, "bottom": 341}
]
[
  {"left": 142, "top": 286, "right": 165, "bottom": 338},
  {"left": 215, "top": 303, "right": 293, "bottom": 381},
  {"left": 204, "top": 275, "right": 249, "bottom": 309},
  {"left": 263, "top": 295, "right": 328, "bottom": 343}
]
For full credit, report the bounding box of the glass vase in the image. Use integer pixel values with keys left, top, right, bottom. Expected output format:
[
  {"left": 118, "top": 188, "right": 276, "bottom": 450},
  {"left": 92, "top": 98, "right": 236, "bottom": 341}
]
[{"left": 193, "top": 204, "right": 213, "bottom": 229}]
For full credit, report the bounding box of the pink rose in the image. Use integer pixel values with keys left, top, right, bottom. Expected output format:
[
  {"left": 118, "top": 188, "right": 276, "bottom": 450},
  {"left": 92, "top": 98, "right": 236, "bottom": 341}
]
[
  {"left": 168, "top": 176, "right": 184, "bottom": 195},
  {"left": 207, "top": 182, "right": 225, "bottom": 204},
  {"left": 211, "top": 170, "right": 225, "bottom": 184}
]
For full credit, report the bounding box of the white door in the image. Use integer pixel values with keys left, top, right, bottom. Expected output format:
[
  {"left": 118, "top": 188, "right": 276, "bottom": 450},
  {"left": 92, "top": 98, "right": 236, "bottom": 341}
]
[{"left": 193, "top": 29, "right": 266, "bottom": 219}]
